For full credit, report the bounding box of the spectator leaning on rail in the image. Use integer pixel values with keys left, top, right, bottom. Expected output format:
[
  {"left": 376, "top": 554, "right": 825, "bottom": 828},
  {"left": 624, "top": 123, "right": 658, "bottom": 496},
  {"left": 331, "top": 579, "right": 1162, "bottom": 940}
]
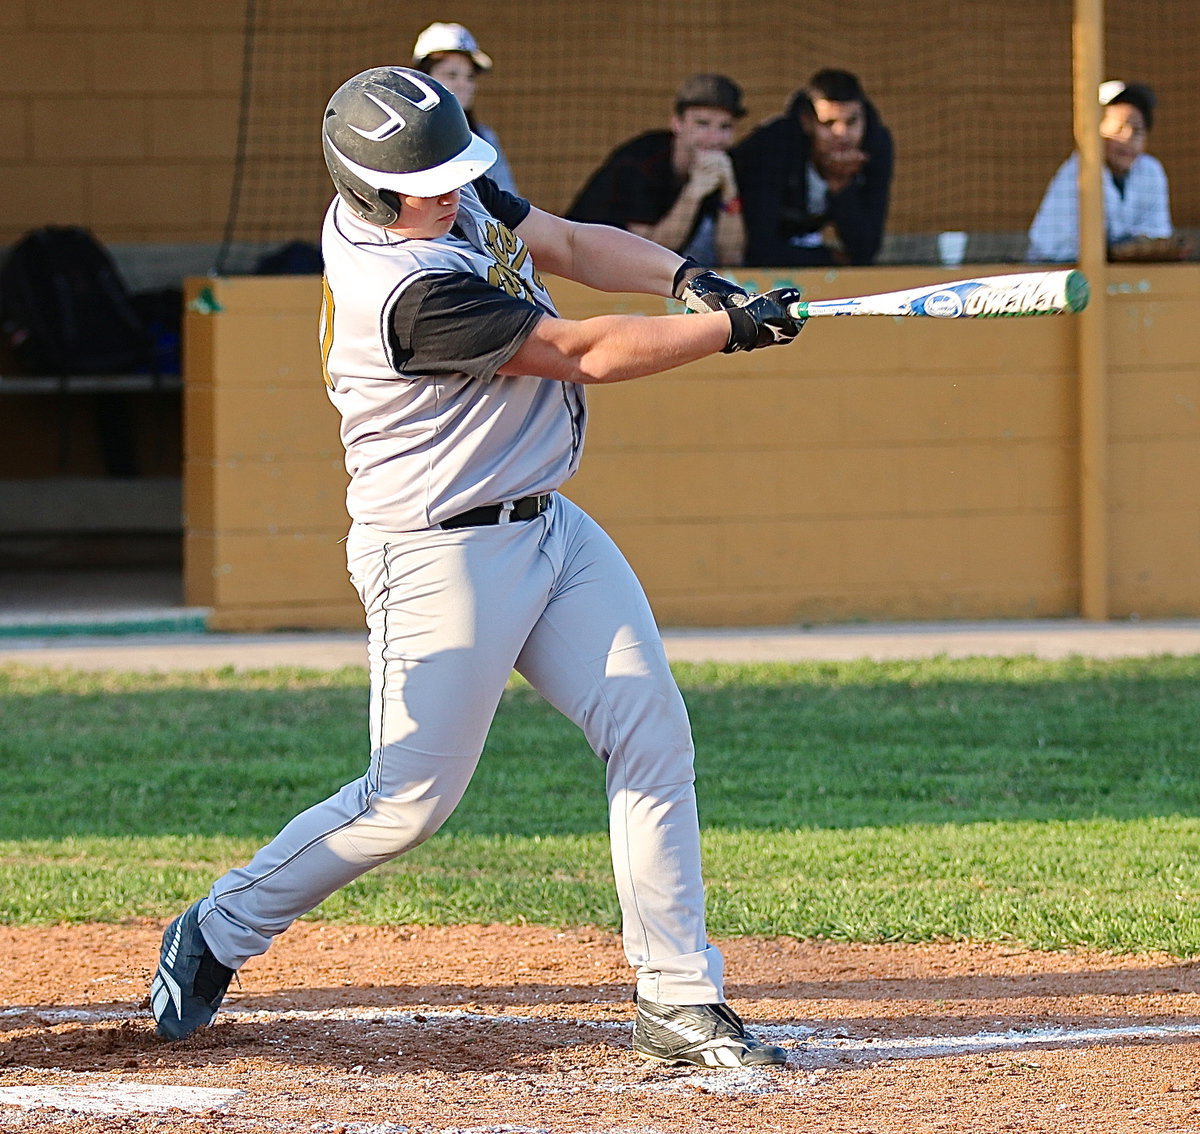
[
  {"left": 566, "top": 73, "right": 748, "bottom": 267},
  {"left": 1028, "top": 81, "right": 1190, "bottom": 263},
  {"left": 733, "top": 68, "right": 893, "bottom": 268}
]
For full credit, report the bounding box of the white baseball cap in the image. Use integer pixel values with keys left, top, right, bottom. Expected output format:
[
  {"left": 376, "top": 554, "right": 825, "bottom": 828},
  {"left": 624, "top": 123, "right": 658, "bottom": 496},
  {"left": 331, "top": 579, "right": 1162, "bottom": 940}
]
[
  {"left": 412, "top": 23, "right": 493, "bottom": 71},
  {"left": 1098, "top": 79, "right": 1157, "bottom": 130}
]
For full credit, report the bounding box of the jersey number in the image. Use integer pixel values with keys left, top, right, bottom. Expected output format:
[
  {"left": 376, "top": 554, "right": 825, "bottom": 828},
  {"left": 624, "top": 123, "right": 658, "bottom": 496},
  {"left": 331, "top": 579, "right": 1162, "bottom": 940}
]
[
  {"left": 319, "top": 274, "right": 335, "bottom": 390},
  {"left": 483, "top": 221, "right": 544, "bottom": 304}
]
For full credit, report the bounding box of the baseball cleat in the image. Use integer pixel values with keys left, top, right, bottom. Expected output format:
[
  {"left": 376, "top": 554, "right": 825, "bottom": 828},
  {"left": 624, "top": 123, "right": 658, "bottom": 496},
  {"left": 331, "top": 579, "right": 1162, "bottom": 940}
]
[
  {"left": 633, "top": 997, "right": 788, "bottom": 1068},
  {"left": 150, "top": 900, "right": 235, "bottom": 1040}
]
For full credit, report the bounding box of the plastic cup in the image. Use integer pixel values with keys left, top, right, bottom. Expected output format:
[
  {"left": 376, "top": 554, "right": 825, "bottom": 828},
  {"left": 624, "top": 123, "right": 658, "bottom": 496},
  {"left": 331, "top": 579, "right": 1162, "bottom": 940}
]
[{"left": 937, "top": 231, "right": 968, "bottom": 266}]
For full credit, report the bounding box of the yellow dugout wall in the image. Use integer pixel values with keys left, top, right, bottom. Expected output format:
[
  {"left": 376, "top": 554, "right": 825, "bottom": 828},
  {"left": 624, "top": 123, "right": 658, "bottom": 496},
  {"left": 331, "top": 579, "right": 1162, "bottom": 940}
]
[{"left": 184, "top": 268, "right": 1200, "bottom": 631}]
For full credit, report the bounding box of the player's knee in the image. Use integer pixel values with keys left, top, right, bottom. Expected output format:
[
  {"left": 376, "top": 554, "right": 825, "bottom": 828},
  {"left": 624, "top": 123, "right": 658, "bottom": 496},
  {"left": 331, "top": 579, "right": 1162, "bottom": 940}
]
[
  {"left": 334, "top": 776, "right": 464, "bottom": 861},
  {"left": 608, "top": 733, "right": 696, "bottom": 795},
  {"left": 589, "top": 676, "right": 692, "bottom": 760},
  {"left": 342, "top": 794, "right": 456, "bottom": 860}
]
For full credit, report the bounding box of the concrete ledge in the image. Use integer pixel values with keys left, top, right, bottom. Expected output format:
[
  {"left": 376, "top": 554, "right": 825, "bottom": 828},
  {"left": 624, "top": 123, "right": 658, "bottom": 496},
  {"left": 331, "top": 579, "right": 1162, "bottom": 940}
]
[
  {"left": 0, "top": 374, "right": 181, "bottom": 395},
  {"left": 0, "top": 608, "right": 209, "bottom": 638},
  {"left": 1, "top": 619, "right": 1199, "bottom": 671},
  {"left": 0, "top": 477, "right": 182, "bottom": 534}
]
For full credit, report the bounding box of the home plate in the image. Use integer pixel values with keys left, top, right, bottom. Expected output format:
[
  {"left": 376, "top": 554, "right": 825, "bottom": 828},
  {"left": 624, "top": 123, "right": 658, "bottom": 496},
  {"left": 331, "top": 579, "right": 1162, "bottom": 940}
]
[{"left": 0, "top": 1082, "right": 242, "bottom": 1116}]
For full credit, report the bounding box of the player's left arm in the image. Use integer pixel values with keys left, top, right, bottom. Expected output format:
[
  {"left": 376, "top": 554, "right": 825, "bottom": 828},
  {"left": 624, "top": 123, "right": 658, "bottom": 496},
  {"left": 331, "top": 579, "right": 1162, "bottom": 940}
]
[
  {"left": 515, "top": 203, "right": 755, "bottom": 315},
  {"left": 516, "top": 205, "right": 683, "bottom": 298}
]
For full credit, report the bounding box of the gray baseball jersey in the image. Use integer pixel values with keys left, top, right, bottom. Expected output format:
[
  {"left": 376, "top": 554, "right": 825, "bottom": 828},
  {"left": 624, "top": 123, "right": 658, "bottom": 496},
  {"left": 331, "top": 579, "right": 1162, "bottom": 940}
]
[{"left": 320, "top": 180, "right": 585, "bottom": 531}]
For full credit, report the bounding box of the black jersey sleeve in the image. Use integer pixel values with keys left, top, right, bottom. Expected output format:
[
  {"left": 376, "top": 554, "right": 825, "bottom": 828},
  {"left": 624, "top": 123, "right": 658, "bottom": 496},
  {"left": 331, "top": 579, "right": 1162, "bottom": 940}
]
[
  {"left": 389, "top": 271, "right": 544, "bottom": 380},
  {"left": 473, "top": 174, "right": 533, "bottom": 230}
]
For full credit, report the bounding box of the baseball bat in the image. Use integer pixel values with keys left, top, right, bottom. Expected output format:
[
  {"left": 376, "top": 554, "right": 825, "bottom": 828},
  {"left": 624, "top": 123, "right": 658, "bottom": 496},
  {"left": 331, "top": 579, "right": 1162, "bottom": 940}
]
[{"left": 784, "top": 269, "right": 1089, "bottom": 320}]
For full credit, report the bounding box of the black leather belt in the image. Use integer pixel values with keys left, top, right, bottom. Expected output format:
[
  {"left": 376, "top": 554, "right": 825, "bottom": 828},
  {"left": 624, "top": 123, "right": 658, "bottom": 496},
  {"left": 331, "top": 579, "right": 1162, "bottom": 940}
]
[{"left": 440, "top": 493, "right": 551, "bottom": 530}]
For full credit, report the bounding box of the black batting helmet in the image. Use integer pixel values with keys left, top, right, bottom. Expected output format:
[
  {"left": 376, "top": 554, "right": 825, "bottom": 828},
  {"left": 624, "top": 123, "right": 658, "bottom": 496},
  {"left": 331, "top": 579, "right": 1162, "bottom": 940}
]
[{"left": 322, "top": 66, "right": 496, "bottom": 225}]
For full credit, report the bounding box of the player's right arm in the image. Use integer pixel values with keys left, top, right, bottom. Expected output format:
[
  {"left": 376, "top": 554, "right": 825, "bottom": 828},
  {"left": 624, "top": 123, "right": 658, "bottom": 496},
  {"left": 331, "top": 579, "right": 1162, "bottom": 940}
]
[
  {"left": 393, "top": 270, "right": 798, "bottom": 391},
  {"left": 498, "top": 309, "right": 732, "bottom": 385},
  {"left": 499, "top": 292, "right": 804, "bottom": 385}
]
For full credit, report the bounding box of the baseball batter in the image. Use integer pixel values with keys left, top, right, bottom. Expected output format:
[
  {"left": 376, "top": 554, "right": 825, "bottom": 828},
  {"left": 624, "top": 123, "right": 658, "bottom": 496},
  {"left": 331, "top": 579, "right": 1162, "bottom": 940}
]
[{"left": 151, "top": 66, "right": 803, "bottom": 1069}]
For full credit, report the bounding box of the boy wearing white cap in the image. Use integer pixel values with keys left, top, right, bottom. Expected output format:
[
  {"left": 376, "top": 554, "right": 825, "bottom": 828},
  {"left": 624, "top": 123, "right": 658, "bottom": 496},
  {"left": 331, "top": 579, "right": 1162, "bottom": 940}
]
[
  {"left": 412, "top": 21, "right": 517, "bottom": 194},
  {"left": 1028, "top": 81, "right": 1187, "bottom": 262}
]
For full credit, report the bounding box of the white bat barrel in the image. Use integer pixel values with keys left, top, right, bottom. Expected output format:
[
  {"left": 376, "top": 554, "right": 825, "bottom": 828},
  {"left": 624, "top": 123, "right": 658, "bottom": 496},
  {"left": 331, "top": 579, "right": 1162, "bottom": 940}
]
[{"left": 786, "top": 270, "right": 1089, "bottom": 319}]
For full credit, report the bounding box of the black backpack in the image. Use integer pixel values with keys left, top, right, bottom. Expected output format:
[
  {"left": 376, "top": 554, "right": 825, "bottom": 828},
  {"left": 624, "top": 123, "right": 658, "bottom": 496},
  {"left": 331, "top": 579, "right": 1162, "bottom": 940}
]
[
  {"left": 130, "top": 286, "right": 185, "bottom": 376},
  {"left": 254, "top": 240, "right": 324, "bottom": 275},
  {"left": 0, "top": 226, "right": 155, "bottom": 377}
]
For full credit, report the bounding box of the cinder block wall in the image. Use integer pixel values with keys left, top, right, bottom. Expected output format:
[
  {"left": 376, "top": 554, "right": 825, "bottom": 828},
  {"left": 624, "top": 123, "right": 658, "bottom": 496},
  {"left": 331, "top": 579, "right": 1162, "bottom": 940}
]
[
  {"left": 3, "top": 3, "right": 1198, "bottom": 245},
  {"left": 184, "top": 267, "right": 1200, "bottom": 629},
  {"left": 1107, "top": 268, "right": 1200, "bottom": 616},
  {"left": 558, "top": 272, "right": 1080, "bottom": 624},
  {"left": 0, "top": 3, "right": 242, "bottom": 245},
  {"left": 183, "top": 277, "right": 357, "bottom": 631}
]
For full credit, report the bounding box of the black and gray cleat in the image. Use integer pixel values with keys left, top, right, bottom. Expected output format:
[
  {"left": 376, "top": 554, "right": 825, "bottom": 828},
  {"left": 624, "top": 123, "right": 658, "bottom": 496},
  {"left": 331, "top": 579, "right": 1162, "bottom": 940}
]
[
  {"left": 150, "top": 901, "right": 235, "bottom": 1040},
  {"left": 633, "top": 997, "right": 788, "bottom": 1068}
]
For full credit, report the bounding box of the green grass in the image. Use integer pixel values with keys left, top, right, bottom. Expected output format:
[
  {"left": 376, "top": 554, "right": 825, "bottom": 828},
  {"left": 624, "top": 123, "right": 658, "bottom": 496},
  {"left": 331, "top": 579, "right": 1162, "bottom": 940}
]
[{"left": 3, "top": 655, "right": 1200, "bottom": 953}]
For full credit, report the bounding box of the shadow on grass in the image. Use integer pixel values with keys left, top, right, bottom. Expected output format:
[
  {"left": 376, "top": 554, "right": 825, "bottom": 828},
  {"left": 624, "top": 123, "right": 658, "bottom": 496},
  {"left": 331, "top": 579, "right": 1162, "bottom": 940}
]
[{"left": 2, "top": 656, "right": 1200, "bottom": 839}]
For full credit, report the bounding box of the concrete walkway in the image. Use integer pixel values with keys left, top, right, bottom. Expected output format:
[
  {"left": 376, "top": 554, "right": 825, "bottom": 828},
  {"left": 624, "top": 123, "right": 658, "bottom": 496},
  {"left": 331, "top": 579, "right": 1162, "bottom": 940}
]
[{"left": 2, "top": 619, "right": 1200, "bottom": 672}]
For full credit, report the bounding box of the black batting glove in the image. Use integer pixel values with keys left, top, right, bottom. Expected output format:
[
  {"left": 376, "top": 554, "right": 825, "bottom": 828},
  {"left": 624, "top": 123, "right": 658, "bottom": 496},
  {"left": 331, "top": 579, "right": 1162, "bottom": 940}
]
[
  {"left": 722, "top": 288, "right": 806, "bottom": 353},
  {"left": 672, "top": 257, "right": 750, "bottom": 314}
]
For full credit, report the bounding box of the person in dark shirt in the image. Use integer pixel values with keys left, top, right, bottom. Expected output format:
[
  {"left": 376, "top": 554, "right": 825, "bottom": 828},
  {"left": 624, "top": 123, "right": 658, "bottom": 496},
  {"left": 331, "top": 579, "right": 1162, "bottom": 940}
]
[
  {"left": 734, "top": 69, "right": 893, "bottom": 267},
  {"left": 567, "top": 74, "right": 748, "bottom": 266}
]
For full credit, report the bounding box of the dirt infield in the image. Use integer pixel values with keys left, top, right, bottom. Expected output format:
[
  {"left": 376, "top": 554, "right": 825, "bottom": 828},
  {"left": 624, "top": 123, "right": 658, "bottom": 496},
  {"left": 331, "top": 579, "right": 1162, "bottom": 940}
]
[{"left": 3, "top": 922, "right": 1200, "bottom": 1133}]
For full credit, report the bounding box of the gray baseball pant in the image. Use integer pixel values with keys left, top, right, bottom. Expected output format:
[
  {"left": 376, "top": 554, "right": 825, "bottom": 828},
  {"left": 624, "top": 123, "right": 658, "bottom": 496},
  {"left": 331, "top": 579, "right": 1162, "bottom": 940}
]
[{"left": 197, "top": 494, "right": 725, "bottom": 1004}]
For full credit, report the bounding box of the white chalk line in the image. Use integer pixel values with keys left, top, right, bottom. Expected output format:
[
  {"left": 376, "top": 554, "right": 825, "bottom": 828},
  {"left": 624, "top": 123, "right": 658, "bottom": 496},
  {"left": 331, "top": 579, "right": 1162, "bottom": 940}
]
[
  {"left": 4, "top": 1007, "right": 1200, "bottom": 1115},
  {"left": 763, "top": 1019, "right": 1200, "bottom": 1062},
  {"left": 9, "top": 1002, "right": 1200, "bottom": 1052},
  {"left": 0, "top": 1082, "right": 242, "bottom": 1116}
]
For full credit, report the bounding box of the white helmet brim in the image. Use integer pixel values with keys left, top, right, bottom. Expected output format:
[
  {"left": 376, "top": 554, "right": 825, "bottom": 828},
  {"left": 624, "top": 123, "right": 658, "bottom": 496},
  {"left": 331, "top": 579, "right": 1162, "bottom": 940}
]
[{"left": 329, "top": 130, "right": 497, "bottom": 199}]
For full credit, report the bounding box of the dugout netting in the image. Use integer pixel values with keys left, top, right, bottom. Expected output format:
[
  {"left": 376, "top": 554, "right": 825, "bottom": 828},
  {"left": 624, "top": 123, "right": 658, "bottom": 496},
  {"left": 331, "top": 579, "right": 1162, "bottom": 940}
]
[{"left": 214, "top": 0, "right": 1200, "bottom": 273}]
